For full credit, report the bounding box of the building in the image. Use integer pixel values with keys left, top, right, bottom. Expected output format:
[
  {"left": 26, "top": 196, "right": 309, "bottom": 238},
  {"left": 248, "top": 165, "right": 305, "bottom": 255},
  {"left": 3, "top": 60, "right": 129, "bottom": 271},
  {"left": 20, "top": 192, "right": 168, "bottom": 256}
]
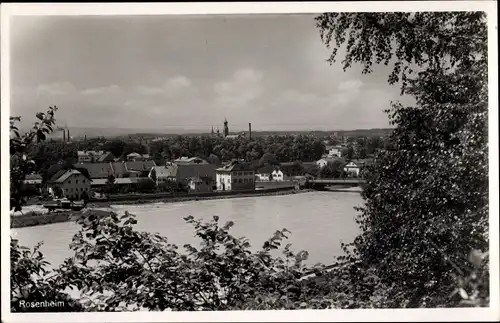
[
  {"left": 75, "top": 162, "right": 114, "bottom": 179},
  {"left": 77, "top": 150, "right": 105, "bottom": 163},
  {"left": 174, "top": 157, "right": 209, "bottom": 165},
  {"left": 326, "top": 145, "right": 343, "bottom": 158},
  {"left": 343, "top": 159, "right": 374, "bottom": 177},
  {"left": 148, "top": 165, "right": 178, "bottom": 185},
  {"left": 125, "top": 160, "right": 156, "bottom": 177},
  {"left": 316, "top": 157, "right": 346, "bottom": 169},
  {"left": 176, "top": 163, "right": 217, "bottom": 188},
  {"left": 216, "top": 160, "right": 255, "bottom": 191},
  {"left": 255, "top": 165, "right": 274, "bottom": 181},
  {"left": 126, "top": 153, "right": 150, "bottom": 161},
  {"left": 223, "top": 118, "right": 229, "bottom": 137},
  {"left": 187, "top": 176, "right": 213, "bottom": 193},
  {"left": 271, "top": 169, "right": 284, "bottom": 181},
  {"left": 96, "top": 152, "right": 116, "bottom": 163},
  {"left": 23, "top": 174, "right": 43, "bottom": 193},
  {"left": 279, "top": 162, "right": 307, "bottom": 178},
  {"left": 47, "top": 169, "right": 92, "bottom": 200}
]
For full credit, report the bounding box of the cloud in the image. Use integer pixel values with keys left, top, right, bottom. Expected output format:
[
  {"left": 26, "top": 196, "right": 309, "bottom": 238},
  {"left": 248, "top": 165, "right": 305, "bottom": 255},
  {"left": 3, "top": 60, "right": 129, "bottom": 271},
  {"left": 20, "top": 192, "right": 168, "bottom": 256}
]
[
  {"left": 165, "top": 75, "right": 191, "bottom": 90},
  {"left": 337, "top": 79, "right": 363, "bottom": 92},
  {"left": 81, "top": 85, "right": 121, "bottom": 96},
  {"left": 36, "top": 82, "right": 76, "bottom": 97},
  {"left": 135, "top": 76, "right": 193, "bottom": 98},
  {"left": 214, "top": 68, "right": 264, "bottom": 107},
  {"left": 136, "top": 86, "right": 165, "bottom": 96}
]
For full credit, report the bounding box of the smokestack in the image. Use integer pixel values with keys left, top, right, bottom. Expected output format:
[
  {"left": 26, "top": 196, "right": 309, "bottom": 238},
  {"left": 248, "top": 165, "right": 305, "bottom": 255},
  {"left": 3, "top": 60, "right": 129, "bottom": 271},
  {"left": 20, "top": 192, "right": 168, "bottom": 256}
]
[
  {"left": 63, "top": 129, "right": 66, "bottom": 142},
  {"left": 67, "top": 129, "right": 70, "bottom": 141},
  {"left": 248, "top": 123, "right": 252, "bottom": 139}
]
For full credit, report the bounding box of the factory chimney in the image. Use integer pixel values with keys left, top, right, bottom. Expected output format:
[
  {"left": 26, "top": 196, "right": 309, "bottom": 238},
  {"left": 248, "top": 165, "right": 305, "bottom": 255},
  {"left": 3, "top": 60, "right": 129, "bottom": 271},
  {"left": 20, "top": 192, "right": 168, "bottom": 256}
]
[
  {"left": 63, "top": 129, "right": 66, "bottom": 142},
  {"left": 248, "top": 123, "right": 252, "bottom": 139}
]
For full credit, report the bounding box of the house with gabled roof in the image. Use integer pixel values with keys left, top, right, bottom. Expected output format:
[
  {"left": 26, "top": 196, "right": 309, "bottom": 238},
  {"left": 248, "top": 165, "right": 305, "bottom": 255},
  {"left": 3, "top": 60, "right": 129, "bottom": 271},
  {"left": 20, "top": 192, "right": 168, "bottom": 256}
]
[
  {"left": 47, "top": 169, "right": 92, "bottom": 199},
  {"left": 343, "top": 158, "right": 374, "bottom": 177},
  {"left": 187, "top": 176, "right": 212, "bottom": 193},
  {"left": 148, "top": 165, "right": 178, "bottom": 185},
  {"left": 74, "top": 162, "right": 114, "bottom": 179},
  {"left": 215, "top": 160, "right": 255, "bottom": 191},
  {"left": 255, "top": 165, "right": 275, "bottom": 181}
]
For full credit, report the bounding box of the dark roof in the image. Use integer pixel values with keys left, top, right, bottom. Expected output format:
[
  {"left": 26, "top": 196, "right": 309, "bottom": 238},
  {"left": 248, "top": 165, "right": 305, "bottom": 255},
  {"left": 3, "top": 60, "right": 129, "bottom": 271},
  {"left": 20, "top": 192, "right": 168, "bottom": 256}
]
[
  {"left": 176, "top": 163, "right": 217, "bottom": 181},
  {"left": 111, "top": 162, "right": 127, "bottom": 177},
  {"left": 216, "top": 160, "right": 255, "bottom": 172},
  {"left": 256, "top": 165, "right": 275, "bottom": 174},
  {"left": 125, "top": 160, "right": 156, "bottom": 172},
  {"left": 97, "top": 152, "right": 115, "bottom": 163},
  {"left": 74, "top": 163, "right": 114, "bottom": 179},
  {"left": 48, "top": 169, "right": 67, "bottom": 184},
  {"left": 25, "top": 174, "right": 43, "bottom": 181}
]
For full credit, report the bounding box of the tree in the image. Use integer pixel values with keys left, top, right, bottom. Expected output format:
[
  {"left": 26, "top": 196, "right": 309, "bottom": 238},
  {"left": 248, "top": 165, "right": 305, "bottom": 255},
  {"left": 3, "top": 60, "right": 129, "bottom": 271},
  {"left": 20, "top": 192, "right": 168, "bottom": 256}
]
[
  {"left": 52, "top": 186, "right": 63, "bottom": 198},
  {"left": 315, "top": 12, "right": 489, "bottom": 307},
  {"left": 259, "top": 152, "right": 279, "bottom": 167},
  {"left": 319, "top": 160, "right": 346, "bottom": 178},
  {"left": 81, "top": 191, "right": 90, "bottom": 205},
  {"left": 105, "top": 174, "right": 116, "bottom": 194},
  {"left": 136, "top": 178, "right": 157, "bottom": 193},
  {"left": 341, "top": 145, "right": 355, "bottom": 160},
  {"left": 102, "top": 139, "right": 127, "bottom": 158}
]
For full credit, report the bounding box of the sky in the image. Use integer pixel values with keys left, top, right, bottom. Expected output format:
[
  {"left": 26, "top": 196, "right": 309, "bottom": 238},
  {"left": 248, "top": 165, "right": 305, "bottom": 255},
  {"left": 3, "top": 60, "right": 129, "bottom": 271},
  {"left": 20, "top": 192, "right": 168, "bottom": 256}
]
[{"left": 10, "top": 14, "right": 413, "bottom": 132}]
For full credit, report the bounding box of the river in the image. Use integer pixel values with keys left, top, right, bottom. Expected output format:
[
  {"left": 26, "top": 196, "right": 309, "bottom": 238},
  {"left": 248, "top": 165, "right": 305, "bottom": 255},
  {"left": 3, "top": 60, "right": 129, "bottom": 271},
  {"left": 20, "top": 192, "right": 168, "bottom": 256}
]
[{"left": 11, "top": 191, "right": 363, "bottom": 267}]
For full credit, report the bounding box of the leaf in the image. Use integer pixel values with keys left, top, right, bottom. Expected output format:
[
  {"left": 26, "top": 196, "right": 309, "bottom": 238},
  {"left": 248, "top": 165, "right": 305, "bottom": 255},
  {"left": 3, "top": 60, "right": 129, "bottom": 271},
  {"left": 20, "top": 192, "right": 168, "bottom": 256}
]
[
  {"left": 459, "top": 288, "right": 468, "bottom": 299},
  {"left": 468, "top": 249, "right": 483, "bottom": 268}
]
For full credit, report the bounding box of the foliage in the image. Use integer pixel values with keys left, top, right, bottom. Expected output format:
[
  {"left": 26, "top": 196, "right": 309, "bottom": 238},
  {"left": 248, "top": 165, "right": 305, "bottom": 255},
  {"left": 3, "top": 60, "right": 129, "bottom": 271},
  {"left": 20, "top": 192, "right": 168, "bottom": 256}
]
[
  {"left": 316, "top": 11, "right": 489, "bottom": 307},
  {"left": 52, "top": 186, "right": 63, "bottom": 198},
  {"left": 10, "top": 106, "right": 58, "bottom": 212},
  {"left": 81, "top": 191, "right": 90, "bottom": 204},
  {"left": 318, "top": 160, "right": 346, "bottom": 178},
  {"left": 136, "top": 178, "right": 157, "bottom": 194}
]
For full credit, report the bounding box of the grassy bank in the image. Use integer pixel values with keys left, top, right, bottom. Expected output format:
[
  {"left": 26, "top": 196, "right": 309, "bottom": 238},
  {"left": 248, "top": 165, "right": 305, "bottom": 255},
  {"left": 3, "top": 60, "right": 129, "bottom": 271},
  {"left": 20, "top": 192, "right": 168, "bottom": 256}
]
[{"left": 10, "top": 209, "right": 112, "bottom": 229}]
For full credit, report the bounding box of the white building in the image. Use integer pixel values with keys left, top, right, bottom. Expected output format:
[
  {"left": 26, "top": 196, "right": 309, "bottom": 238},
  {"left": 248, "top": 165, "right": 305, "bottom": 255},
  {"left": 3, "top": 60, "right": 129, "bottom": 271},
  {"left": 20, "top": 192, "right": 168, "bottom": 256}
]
[
  {"left": 271, "top": 169, "right": 284, "bottom": 181},
  {"left": 48, "top": 169, "right": 91, "bottom": 200},
  {"left": 255, "top": 165, "right": 274, "bottom": 181},
  {"left": 215, "top": 161, "right": 255, "bottom": 191},
  {"left": 343, "top": 161, "right": 361, "bottom": 177},
  {"left": 326, "top": 145, "right": 343, "bottom": 158},
  {"left": 77, "top": 150, "right": 105, "bottom": 163}
]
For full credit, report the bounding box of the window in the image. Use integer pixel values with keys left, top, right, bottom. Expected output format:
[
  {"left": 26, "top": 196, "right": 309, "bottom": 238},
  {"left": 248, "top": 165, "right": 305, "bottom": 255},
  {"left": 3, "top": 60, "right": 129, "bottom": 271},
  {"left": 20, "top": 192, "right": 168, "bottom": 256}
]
[
  {"left": 238, "top": 179, "right": 242, "bottom": 183},
  {"left": 68, "top": 180, "right": 71, "bottom": 184},
  {"left": 76, "top": 180, "right": 79, "bottom": 184},
  {"left": 243, "top": 178, "right": 248, "bottom": 183},
  {"left": 82, "top": 179, "right": 85, "bottom": 183}
]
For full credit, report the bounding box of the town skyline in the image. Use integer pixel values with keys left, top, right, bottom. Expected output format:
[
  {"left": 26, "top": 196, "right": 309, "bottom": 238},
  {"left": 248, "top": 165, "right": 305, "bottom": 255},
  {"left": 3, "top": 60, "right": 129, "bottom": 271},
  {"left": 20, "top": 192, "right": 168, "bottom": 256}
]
[{"left": 10, "top": 14, "right": 415, "bottom": 132}]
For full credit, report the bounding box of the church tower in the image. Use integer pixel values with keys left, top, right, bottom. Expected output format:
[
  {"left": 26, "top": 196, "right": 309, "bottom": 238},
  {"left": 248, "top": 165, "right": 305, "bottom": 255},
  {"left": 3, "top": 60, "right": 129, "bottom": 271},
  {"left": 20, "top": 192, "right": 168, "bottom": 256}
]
[{"left": 223, "top": 118, "right": 229, "bottom": 138}]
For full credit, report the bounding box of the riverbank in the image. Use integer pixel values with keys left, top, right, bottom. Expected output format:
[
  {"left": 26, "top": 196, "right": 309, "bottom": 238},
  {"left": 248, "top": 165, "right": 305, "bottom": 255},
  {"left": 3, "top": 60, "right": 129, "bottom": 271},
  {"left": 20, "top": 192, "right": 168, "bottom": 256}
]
[
  {"left": 12, "top": 188, "right": 314, "bottom": 228},
  {"left": 10, "top": 209, "right": 112, "bottom": 229}
]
